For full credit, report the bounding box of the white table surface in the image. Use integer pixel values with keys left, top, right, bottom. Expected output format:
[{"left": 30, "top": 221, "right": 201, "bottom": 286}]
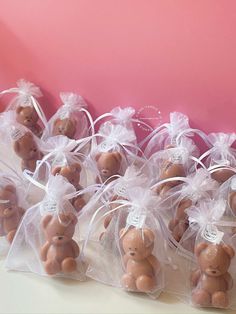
[{"left": 0, "top": 259, "right": 233, "bottom": 314}]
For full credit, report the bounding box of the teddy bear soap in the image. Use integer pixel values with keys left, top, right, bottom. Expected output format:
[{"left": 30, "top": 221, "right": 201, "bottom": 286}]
[{"left": 41, "top": 212, "right": 80, "bottom": 275}]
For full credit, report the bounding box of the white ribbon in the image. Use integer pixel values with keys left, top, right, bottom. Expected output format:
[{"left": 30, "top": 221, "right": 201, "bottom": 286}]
[{"left": 140, "top": 112, "right": 191, "bottom": 148}]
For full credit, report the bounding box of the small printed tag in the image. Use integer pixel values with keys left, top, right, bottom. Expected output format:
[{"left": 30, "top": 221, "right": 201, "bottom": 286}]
[
  {"left": 59, "top": 109, "right": 70, "bottom": 119},
  {"left": 11, "top": 128, "right": 23, "bottom": 141},
  {"left": 202, "top": 224, "right": 224, "bottom": 244},
  {"left": 126, "top": 210, "right": 146, "bottom": 228},
  {"left": 114, "top": 183, "right": 127, "bottom": 197},
  {"left": 98, "top": 140, "right": 114, "bottom": 152},
  {"left": 40, "top": 200, "right": 57, "bottom": 214},
  {"left": 171, "top": 152, "right": 182, "bottom": 163},
  {"left": 21, "top": 94, "right": 31, "bottom": 105}
]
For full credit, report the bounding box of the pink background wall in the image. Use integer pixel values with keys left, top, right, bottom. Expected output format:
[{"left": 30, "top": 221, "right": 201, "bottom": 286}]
[{"left": 1, "top": 0, "right": 236, "bottom": 134}]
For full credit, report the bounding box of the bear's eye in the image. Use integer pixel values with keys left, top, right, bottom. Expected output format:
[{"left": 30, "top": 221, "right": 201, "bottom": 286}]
[
  {"left": 134, "top": 248, "right": 137, "bottom": 251},
  {"left": 129, "top": 247, "right": 132, "bottom": 250}
]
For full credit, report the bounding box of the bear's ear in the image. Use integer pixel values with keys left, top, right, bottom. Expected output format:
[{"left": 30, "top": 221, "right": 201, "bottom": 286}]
[
  {"left": 222, "top": 244, "right": 235, "bottom": 259},
  {"left": 71, "top": 163, "right": 81, "bottom": 173},
  {"left": 41, "top": 215, "right": 53, "bottom": 229},
  {"left": 143, "top": 229, "right": 154, "bottom": 247},
  {"left": 4, "top": 185, "right": 16, "bottom": 194},
  {"left": 95, "top": 153, "right": 102, "bottom": 162},
  {"left": 194, "top": 242, "right": 208, "bottom": 257},
  {"left": 113, "top": 152, "right": 122, "bottom": 163},
  {"left": 52, "top": 167, "right": 62, "bottom": 176},
  {"left": 69, "top": 212, "right": 78, "bottom": 225},
  {"left": 54, "top": 118, "right": 61, "bottom": 126},
  {"left": 16, "top": 106, "right": 23, "bottom": 114},
  {"left": 13, "top": 140, "right": 20, "bottom": 154},
  {"left": 60, "top": 212, "right": 77, "bottom": 225}
]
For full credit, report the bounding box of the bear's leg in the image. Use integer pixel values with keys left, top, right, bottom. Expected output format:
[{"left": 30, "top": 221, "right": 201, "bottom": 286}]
[
  {"left": 61, "top": 257, "right": 77, "bottom": 273},
  {"left": 44, "top": 259, "right": 61, "bottom": 275},
  {"left": 7, "top": 229, "right": 17, "bottom": 243},
  {"left": 168, "top": 219, "right": 178, "bottom": 232},
  {"left": 121, "top": 273, "right": 137, "bottom": 291},
  {"left": 191, "top": 289, "right": 211, "bottom": 307},
  {"left": 212, "top": 291, "right": 229, "bottom": 309},
  {"left": 136, "top": 275, "right": 156, "bottom": 293}
]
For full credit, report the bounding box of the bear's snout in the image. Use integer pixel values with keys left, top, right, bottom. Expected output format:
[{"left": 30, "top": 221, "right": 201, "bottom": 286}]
[
  {"left": 130, "top": 252, "right": 135, "bottom": 256},
  {"left": 101, "top": 169, "right": 109, "bottom": 175},
  {"left": 206, "top": 267, "right": 221, "bottom": 276}
]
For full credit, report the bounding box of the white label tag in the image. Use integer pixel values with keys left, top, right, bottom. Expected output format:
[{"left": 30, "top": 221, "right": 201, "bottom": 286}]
[
  {"left": 21, "top": 94, "right": 31, "bottom": 105},
  {"left": 40, "top": 200, "right": 57, "bottom": 214},
  {"left": 98, "top": 140, "right": 115, "bottom": 152},
  {"left": 114, "top": 183, "right": 127, "bottom": 197},
  {"left": 126, "top": 211, "right": 146, "bottom": 228},
  {"left": 171, "top": 152, "right": 182, "bottom": 163},
  {"left": 201, "top": 224, "right": 224, "bottom": 244},
  {"left": 59, "top": 108, "right": 70, "bottom": 119},
  {"left": 11, "top": 128, "right": 23, "bottom": 141}
]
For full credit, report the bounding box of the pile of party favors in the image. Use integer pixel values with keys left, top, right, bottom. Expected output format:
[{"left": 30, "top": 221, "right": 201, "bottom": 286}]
[{"left": 0, "top": 79, "right": 236, "bottom": 310}]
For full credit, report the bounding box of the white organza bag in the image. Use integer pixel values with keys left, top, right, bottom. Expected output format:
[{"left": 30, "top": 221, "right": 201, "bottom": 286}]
[
  {"left": 142, "top": 112, "right": 194, "bottom": 158},
  {"left": 151, "top": 168, "right": 219, "bottom": 245},
  {"left": 78, "top": 165, "right": 150, "bottom": 241},
  {"left": 0, "top": 79, "right": 47, "bottom": 137},
  {"left": 5, "top": 174, "right": 86, "bottom": 280},
  {"left": 148, "top": 137, "right": 200, "bottom": 195},
  {"left": 0, "top": 110, "right": 43, "bottom": 173},
  {"left": 87, "top": 120, "right": 142, "bottom": 185},
  {"left": 171, "top": 199, "right": 236, "bottom": 310},
  {"left": 200, "top": 133, "right": 236, "bottom": 184},
  {"left": 85, "top": 187, "right": 166, "bottom": 298},
  {"left": 94, "top": 106, "right": 152, "bottom": 136},
  {"left": 42, "top": 92, "right": 93, "bottom": 141}
]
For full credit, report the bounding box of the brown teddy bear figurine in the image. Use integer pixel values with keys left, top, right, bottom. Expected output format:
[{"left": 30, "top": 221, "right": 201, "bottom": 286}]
[
  {"left": 52, "top": 118, "right": 77, "bottom": 139},
  {"left": 168, "top": 198, "right": 193, "bottom": 242},
  {"left": 0, "top": 185, "right": 25, "bottom": 243},
  {"left": 120, "top": 228, "right": 160, "bottom": 293},
  {"left": 40, "top": 212, "right": 80, "bottom": 275},
  {"left": 156, "top": 160, "right": 185, "bottom": 196},
  {"left": 52, "top": 163, "right": 86, "bottom": 212},
  {"left": 16, "top": 106, "right": 42, "bottom": 137},
  {"left": 191, "top": 242, "right": 235, "bottom": 308},
  {"left": 13, "top": 131, "right": 43, "bottom": 172},
  {"left": 95, "top": 152, "right": 122, "bottom": 184}
]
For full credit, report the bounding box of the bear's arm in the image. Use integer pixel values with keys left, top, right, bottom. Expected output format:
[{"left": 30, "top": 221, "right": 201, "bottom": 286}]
[
  {"left": 21, "top": 159, "right": 36, "bottom": 172},
  {"left": 147, "top": 255, "right": 160, "bottom": 274},
  {"left": 123, "top": 254, "right": 129, "bottom": 267},
  {"left": 40, "top": 242, "right": 50, "bottom": 261},
  {"left": 34, "top": 124, "right": 43, "bottom": 137},
  {"left": 190, "top": 269, "right": 201, "bottom": 287},
  {"left": 71, "top": 240, "right": 80, "bottom": 257},
  {"left": 224, "top": 272, "right": 233, "bottom": 290}
]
